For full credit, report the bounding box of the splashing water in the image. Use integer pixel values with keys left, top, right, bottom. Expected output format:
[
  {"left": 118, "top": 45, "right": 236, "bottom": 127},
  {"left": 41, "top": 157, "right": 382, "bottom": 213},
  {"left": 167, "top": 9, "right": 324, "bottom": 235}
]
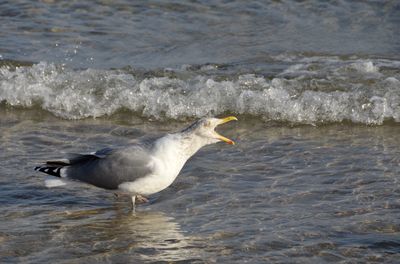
[{"left": 1, "top": 57, "right": 399, "bottom": 124}]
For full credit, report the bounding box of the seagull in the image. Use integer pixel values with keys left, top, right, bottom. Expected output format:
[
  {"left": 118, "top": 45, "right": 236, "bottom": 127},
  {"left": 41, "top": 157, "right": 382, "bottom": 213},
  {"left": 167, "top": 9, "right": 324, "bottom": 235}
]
[{"left": 35, "top": 116, "right": 238, "bottom": 209}]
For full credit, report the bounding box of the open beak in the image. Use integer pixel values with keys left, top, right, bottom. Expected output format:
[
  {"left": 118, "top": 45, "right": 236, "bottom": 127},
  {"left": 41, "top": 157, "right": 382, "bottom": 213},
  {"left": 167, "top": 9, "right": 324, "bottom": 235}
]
[{"left": 215, "top": 116, "right": 238, "bottom": 145}]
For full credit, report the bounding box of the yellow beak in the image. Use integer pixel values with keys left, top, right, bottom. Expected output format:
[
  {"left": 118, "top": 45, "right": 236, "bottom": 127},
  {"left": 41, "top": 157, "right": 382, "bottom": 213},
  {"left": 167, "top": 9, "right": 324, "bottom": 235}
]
[{"left": 215, "top": 116, "right": 238, "bottom": 145}]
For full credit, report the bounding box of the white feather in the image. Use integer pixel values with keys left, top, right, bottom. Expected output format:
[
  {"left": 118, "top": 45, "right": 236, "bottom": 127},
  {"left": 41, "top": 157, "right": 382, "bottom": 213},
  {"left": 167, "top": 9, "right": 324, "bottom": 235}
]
[
  {"left": 118, "top": 133, "right": 204, "bottom": 195},
  {"left": 44, "top": 176, "right": 68, "bottom": 188}
]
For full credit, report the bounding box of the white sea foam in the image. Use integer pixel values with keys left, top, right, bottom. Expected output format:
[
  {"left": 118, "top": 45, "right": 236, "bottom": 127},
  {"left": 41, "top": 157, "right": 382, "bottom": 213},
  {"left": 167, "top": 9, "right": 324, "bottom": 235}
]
[
  {"left": 0, "top": 59, "right": 399, "bottom": 124},
  {"left": 349, "top": 61, "right": 379, "bottom": 73}
]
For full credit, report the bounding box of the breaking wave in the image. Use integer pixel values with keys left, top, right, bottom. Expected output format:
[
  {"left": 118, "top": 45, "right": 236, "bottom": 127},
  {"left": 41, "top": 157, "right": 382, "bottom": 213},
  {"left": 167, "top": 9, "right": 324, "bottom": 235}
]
[{"left": 1, "top": 56, "right": 400, "bottom": 125}]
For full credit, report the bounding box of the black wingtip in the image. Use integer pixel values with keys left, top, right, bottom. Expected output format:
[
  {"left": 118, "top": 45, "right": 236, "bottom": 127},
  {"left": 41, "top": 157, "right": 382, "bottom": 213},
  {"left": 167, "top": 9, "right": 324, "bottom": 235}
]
[{"left": 34, "top": 166, "right": 62, "bottom": 177}]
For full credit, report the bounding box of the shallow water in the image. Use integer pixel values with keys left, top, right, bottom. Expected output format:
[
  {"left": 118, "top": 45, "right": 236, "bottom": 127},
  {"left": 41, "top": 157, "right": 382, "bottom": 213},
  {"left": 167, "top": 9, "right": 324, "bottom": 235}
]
[
  {"left": 1, "top": 114, "right": 400, "bottom": 263},
  {"left": 1, "top": 0, "right": 400, "bottom": 263}
]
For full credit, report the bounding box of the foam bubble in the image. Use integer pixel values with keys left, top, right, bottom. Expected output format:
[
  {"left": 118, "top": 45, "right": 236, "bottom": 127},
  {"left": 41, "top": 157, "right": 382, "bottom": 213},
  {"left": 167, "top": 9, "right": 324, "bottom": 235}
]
[{"left": 348, "top": 61, "right": 379, "bottom": 73}]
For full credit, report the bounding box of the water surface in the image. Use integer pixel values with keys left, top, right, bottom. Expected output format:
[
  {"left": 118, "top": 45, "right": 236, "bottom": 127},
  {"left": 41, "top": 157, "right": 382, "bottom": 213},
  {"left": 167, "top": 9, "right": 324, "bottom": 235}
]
[
  {"left": 1, "top": 0, "right": 400, "bottom": 263},
  {"left": 1, "top": 115, "right": 400, "bottom": 263}
]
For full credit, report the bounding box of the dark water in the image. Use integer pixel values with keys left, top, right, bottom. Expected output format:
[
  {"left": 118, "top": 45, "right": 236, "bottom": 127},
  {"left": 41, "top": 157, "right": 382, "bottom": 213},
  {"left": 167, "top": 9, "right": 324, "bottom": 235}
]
[
  {"left": 1, "top": 0, "right": 399, "bottom": 69},
  {"left": 1, "top": 0, "right": 400, "bottom": 263}
]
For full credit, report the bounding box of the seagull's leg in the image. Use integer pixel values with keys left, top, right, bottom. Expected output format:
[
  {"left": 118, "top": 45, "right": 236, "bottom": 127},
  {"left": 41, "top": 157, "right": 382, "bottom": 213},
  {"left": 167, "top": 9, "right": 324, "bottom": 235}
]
[
  {"left": 131, "top": 196, "right": 136, "bottom": 211},
  {"left": 136, "top": 194, "right": 149, "bottom": 204}
]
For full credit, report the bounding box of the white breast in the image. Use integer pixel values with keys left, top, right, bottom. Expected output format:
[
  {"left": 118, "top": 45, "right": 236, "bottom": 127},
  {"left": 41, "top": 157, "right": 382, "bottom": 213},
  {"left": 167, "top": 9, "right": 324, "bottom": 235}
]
[{"left": 118, "top": 134, "right": 190, "bottom": 196}]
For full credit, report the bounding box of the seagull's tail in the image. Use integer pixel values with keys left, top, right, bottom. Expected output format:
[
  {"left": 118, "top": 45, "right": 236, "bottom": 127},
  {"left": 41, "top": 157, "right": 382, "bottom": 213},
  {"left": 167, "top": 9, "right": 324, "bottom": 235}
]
[
  {"left": 34, "top": 159, "right": 71, "bottom": 178},
  {"left": 35, "top": 151, "right": 109, "bottom": 178},
  {"left": 34, "top": 166, "right": 64, "bottom": 177},
  {"left": 35, "top": 161, "right": 71, "bottom": 188}
]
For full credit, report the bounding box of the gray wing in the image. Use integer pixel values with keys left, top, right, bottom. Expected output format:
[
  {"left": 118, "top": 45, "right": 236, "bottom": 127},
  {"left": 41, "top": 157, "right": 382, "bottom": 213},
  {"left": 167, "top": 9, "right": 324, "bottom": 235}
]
[
  {"left": 64, "top": 146, "right": 154, "bottom": 190},
  {"left": 45, "top": 148, "right": 115, "bottom": 166}
]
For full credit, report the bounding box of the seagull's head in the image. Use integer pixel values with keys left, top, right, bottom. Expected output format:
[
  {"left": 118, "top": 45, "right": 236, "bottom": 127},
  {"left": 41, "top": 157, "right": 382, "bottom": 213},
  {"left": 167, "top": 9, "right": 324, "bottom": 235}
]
[{"left": 182, "top": 116, "right": 238, "bottom": 145}]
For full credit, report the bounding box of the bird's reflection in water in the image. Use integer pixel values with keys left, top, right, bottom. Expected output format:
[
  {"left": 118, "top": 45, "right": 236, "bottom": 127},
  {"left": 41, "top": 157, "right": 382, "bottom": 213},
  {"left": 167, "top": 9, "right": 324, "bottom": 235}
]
[{"left": 45, "top": 206, "right": 204, "bottom": 263}]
